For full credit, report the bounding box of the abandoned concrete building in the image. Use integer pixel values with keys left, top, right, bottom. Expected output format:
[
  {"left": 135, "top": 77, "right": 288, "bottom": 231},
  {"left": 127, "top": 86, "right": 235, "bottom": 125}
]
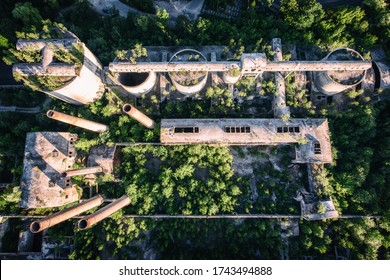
[
  {"left": 160, "top": 118, "right": 331, "bottom": 163},
  {"left": 12, "top": 35, "right": 390, "bottom": 235},
  {"left": 12, "top": 31, "right": 104, "bottom": 105},
  {"left": 14, "top": 35, "right": 390, "bottom": 106},
  {"left": 20, "top": 132, "right": 79, "bottom": 208},
  {"left": 19, "top": 132, "right": 115, "bottom": 210}
]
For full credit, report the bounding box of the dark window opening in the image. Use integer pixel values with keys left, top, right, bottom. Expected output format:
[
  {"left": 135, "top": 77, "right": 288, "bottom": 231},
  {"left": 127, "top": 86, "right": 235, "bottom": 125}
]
[
  {"left": 174, "top": 127, "right": 199, "bottom": 133},
  {"left": 225, "top": 126, "right": 250, "bottom": 133},
  {"left": 277, "top": 126, "right": 300, "bottom": 133},
  {"left": 314, "top": 143, "right": 321, "bottom": 154}
]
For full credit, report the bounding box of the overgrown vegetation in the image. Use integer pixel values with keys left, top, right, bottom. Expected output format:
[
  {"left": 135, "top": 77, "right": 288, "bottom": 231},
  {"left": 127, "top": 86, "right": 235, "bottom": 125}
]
[{"left": 0, "top": 0, "right": 390, "bottom": 260}]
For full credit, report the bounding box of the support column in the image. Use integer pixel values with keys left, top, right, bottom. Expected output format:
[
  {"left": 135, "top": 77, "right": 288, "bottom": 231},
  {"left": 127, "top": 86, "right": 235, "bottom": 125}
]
[
  {"left": 78, "top": 195, "right": 131, "bottom": 230},
  {"left": 30, "top": 195, "right": 104, "bottom": 233},
  {"left": 46, "top": 110, "right": 108, "bottom": 133},
  {"left": 122, "top": 104, "right": 156, "bottom": 129}
]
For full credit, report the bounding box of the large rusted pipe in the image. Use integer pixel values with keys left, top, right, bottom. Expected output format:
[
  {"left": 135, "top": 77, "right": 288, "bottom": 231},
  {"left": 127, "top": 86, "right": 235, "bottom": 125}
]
[
  {"left": 122, "top": 104, "right": 155, "bottom": 129},
  {"left": 78, "top": 195, "right": 131, "bottom": 230},
  {"left": 46, "top": 110, "right": 108, "bottom": 133},
  {"left": 30, "top": 195, "right": 104, "bottom": 233},
  {"left": 63, "top": 166, "right": 103, "bottom": 178}
]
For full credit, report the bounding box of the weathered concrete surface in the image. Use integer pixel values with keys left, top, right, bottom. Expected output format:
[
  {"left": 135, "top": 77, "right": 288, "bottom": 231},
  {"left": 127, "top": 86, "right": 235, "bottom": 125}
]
[
  {"left": 161, "top": 118, "right": 332, "bottom": 163},
  {"left": 109, "top": 59, "right": 371, "bottom": 73},
  {"left": 20, "top": 132, "right": 79, "bottom": 208}
]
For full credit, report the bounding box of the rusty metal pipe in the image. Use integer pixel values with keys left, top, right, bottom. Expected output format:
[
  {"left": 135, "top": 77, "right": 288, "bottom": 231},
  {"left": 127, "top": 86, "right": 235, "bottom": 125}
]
[
  {"left": 78, "top": 195, "right": 131, "bottom": 230},
  {"left": 62, "top": 166, "right": 103, "bottom": 178},
  {"left": 46, "top": 110, "right": 108, "bottom": 133},
  {"left": 30, "top": 195, "right": 104, "bottom": 233},
  {"left": 122, "top": 104, "right": 155, "bottom": 129}
]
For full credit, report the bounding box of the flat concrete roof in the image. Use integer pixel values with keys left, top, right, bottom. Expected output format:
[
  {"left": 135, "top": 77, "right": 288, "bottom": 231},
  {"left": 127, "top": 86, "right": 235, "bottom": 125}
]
[
  {"left": 161, "top": 118, "right": 332, "bottom": 163},
  {"left": 20, "top": 132, "right": 79, "bottom": 208}
]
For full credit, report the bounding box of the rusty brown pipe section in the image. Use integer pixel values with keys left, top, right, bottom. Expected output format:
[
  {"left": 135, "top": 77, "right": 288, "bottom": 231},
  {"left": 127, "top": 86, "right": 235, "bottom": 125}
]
[
  {"left": 62, "top": 166, "right": 103, "bottom": 178},
  {"left": 46, "top": 110, "right": 109, "bottom": 133},
  {"left": 30, "top": 195, "right": 104, "bottom": 233},
  {"left": 122, "top": 104, "right": 156, "bottom": 129},
  {"left": 78, "top": 195, "right": 131, "bottom": 230}
]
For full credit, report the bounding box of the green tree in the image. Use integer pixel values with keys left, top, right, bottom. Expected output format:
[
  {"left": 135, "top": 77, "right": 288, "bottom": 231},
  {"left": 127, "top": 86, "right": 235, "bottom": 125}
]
[
  {"left": 12, "top": 2, "right": 43, "bottom": 28},
  {"left": 280, "top": 0, "right": 324, "bottom": 30}
]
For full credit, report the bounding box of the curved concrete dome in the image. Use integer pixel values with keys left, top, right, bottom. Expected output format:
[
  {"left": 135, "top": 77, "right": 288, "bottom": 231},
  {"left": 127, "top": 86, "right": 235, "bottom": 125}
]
[
  {"left": 314, "top": 48, "right": 366, "bottom": 95},
  {"left": 168, "top": 49, "right": 208, "bottom": 95}
]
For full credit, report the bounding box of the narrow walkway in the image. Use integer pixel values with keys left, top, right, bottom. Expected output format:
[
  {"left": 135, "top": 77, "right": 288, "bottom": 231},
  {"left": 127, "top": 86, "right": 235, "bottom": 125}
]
[
  {"left": 0, "top": 97, "right": 51, "bottom": 114},
  {"left": 0, "top": 214, "right": 382, "bottom": 219},
  {"left": 0, "top": 106, "right": 41, "bottom": 113}
]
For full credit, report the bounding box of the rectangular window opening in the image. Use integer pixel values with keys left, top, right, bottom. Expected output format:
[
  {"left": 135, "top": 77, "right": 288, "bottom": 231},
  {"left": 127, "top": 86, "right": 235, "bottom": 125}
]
[
  {"left": 314, "top": 143, "right": 322, "bottom": 154},
  {"left": 174, "top": 127, "right": 199, "bottom": 133},
  {"left": 225, "top": 126, "right": 251, "bottom": 133}
]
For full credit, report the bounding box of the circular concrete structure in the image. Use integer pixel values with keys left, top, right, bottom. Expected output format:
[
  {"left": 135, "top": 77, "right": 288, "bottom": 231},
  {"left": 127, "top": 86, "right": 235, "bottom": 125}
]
[
  {"left": 114, "top": 54, "right": 156, "bottom": 96},
  {"left": 314, "top": 48, "right": 366, "bottom": 95},
  {"left": 168, "top": 49, "right": 208, "bottom": 95},
  {"left": 117, "top": 71, "right": 157, "bottom": 96},
  {"left": 373, "top": 61, "right": 390, "bottom": 92},
  {"left": 14, "top": 30, "right": 104, "bottom": 105},
  {"left": 222, "top": 65, "right": 241, "bottom": 84}
]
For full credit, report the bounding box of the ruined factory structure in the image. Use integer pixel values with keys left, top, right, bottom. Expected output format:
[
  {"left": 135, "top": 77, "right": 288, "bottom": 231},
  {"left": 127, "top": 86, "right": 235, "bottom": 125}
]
[
  {"left": 9, "top": 34, "right": 390, "bottom": 251},
  {"left": 12, "top": 30, "right": 104, "bottom": 105}
]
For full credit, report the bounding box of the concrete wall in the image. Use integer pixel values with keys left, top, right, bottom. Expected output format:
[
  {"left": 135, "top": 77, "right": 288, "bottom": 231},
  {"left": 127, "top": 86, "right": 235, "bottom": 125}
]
[{"left": 45, "top": 44, "right": 104, "bottom": 105}]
